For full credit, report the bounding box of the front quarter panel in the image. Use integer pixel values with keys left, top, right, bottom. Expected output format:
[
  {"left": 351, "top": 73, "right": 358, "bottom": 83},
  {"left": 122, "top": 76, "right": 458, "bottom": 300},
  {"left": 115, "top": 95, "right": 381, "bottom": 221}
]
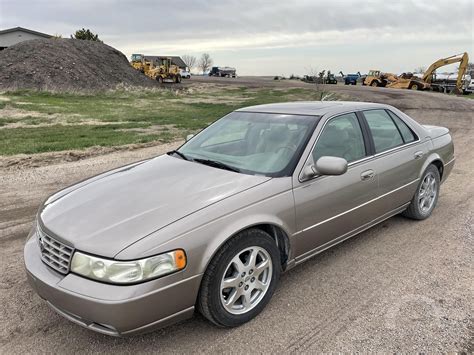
[{"left": 116, "top": 177, "right": 295, "bottom": 276}]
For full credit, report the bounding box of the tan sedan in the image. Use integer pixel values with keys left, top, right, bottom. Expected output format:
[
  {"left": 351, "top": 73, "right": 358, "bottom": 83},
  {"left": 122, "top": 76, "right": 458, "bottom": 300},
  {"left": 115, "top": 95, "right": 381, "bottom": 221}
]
[{"left": 24, "top": 101, "right": 454, "bottom": 336}]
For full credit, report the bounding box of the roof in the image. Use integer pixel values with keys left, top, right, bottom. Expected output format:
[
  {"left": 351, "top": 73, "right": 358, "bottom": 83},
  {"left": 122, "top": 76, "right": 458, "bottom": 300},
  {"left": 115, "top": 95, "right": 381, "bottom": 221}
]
[
  {"left": 143, "top": 55, "right": 187, "bottom": 68},
  {"left": 0, "top": 27, "right": 52, "bottom": 38},
  {"left": 237, "top": 101, "right": 389, "bottom": 116}
]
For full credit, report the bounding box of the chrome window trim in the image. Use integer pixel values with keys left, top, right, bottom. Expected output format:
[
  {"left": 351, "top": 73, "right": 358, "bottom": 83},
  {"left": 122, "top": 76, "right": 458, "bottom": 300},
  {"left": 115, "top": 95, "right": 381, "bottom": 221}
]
[
  {"left": 363, "top": 108, "right": 420, "bottom": 142},
  {"left": 385, "top": 109, "right": 419, "bottom": 143},
  {"left": 292, "top": 178, "right": 420, "bottom": 236},
  {"left": 297, "top": 110, "right": 364, "bottom": 182},
  {"left": 297, "top": 110, "right": 422, "bottom": 183},
  {"left": 362, "top": 108, "right": 420, "bottom": 154}
]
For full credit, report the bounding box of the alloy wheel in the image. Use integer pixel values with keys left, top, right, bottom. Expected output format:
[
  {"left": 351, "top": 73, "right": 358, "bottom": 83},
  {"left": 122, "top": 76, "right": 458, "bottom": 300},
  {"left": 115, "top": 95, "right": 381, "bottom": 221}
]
[
  {"left": 418, "top": 172, "right": 437, "bottom": 213},
  {"left": 220, "top": 246, "right": 273, "bottom": 315}
]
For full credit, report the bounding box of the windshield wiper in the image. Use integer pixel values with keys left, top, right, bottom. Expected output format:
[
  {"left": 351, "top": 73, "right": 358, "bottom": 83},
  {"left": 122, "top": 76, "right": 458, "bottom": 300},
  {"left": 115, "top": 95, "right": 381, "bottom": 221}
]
[
  {"left": 193, "top": 158, "right": 240, "bottom": 173},
  {"left": 167, "top": 150, "right": 189, "bottom": 161}
]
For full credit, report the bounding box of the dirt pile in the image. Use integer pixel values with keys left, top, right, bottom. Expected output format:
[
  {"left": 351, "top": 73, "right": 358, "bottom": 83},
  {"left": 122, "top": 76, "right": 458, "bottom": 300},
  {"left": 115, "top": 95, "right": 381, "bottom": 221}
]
[{"left": 0, "top": 38, "right": 157, "bottom": 91}]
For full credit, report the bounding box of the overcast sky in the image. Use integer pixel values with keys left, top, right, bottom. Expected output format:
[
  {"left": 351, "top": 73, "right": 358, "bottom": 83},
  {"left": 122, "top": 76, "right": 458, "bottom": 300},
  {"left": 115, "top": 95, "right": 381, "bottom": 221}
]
[{"left": 1, "top": 0, "right": 472, "bottom": 75}]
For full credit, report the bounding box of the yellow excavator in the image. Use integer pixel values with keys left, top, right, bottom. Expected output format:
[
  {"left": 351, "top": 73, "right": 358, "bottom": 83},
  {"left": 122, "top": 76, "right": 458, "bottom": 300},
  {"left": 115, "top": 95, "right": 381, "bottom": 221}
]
[
  {"left": 130, "top": 54, "right": 182, "bottom": 83},
  {"left": 421, "top": 52, "right": 469, "bottom": 94}
]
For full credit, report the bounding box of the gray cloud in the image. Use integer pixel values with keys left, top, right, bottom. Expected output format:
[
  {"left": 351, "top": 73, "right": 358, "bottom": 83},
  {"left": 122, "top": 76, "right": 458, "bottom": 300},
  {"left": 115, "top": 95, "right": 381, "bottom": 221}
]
[
  {"left": 1, "top": 0, "right": 472, "bottom": 75},
  {"left": 2, "top": 0, "right": 471, "bottom": 39}
]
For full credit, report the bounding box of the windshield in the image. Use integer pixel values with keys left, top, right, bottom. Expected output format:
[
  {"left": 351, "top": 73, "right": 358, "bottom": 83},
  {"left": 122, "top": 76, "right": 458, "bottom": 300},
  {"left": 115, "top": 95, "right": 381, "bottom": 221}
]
[{"left": 178, "top": 112, "right": 318, "bottom": 177}]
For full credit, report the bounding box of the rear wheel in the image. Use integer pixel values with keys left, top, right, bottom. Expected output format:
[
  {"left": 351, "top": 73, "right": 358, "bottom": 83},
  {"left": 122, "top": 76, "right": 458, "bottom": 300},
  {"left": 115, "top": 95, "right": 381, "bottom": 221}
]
[
  {"left": 403, "top": 164, "right": 440, "bottom": 220},
  {"left": 198, "top": 229, "right": 281, "bottom": 327},
  {"left": 371, "top": 80, "right": 378, "bottom": 87},
  {"left": 409, "top": 83, "right": 420, "bottom": 90}
]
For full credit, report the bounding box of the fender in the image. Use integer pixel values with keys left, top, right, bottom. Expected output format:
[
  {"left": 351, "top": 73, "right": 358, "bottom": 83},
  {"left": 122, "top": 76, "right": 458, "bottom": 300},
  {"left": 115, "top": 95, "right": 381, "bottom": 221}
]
[
  {"left": 198, "top": 213, "right": 293, "bottom": 274},
  {"left": 419, "top": 152, "right": 443, "bottom": 178}
]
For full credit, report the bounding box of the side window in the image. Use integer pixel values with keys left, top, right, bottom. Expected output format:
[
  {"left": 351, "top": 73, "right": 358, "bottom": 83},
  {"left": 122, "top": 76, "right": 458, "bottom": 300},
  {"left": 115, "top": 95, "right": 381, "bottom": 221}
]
[
  {"left": 312, "top": 113, "right": 366, "bottom": 163},
  {"left": 387, "top": 111, "right": 417, "bottom": 143},
  {"left": 363, "top": 110, "right": 403, "bottom": 153}
]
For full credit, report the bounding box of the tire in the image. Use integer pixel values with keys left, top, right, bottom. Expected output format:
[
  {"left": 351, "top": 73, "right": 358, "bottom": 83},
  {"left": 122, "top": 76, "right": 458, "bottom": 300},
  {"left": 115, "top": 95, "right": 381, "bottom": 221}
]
[
  {"left": 409, "top": 83, "right": 419, "bottom": 90},
  {"left": 157, "top": 76, "right": 163, "bottom": 84},
  {"left": 370, "top": 80, "right": 378, "bottom": 87},
  {"left": 198, "top": 228, "right": 281, "bottom": 327},
  {"left": 175, "top": 74, "right": 182, "bottom": 83},
  {"left": 402, "top": 164, "right": 440, "bottom": 220}
]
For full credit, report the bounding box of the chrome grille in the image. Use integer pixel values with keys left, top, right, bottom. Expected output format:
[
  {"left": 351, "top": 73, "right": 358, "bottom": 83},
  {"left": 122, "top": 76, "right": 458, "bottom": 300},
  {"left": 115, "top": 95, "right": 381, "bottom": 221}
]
[{"left": 37, "top": 225, "right": 73, "bottom": 274}]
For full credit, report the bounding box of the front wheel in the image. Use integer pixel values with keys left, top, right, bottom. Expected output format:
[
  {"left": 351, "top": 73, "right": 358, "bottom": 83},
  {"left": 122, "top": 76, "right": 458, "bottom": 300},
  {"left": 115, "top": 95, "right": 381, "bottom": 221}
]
[
  {"left": 198, "top": 229, "right": 281, "bottom": 327},
  {"left": 403, "top": 164, "right": 440, "bottom": 220}
]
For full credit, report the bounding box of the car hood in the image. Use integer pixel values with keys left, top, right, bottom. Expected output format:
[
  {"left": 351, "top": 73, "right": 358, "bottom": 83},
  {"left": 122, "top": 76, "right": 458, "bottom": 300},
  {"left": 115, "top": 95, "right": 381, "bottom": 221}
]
[{"left": 40, "top": 154, "right": 271, "bottom": 258}]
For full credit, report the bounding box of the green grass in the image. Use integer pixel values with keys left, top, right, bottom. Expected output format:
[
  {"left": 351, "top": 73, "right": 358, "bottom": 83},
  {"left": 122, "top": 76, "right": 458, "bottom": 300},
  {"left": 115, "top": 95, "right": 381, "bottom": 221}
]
[
  {"left": 0, "top": 86, "right": 331, "bottom": 156},
  {"left": 0, "top": 125, "right": 174, "bottom": 155}
]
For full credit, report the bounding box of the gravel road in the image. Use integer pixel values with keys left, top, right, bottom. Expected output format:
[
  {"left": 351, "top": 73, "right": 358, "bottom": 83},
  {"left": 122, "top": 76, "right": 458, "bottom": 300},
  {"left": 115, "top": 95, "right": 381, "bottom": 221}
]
[{"left": 0, "top": 81, "right": 472, "bottom": 352}]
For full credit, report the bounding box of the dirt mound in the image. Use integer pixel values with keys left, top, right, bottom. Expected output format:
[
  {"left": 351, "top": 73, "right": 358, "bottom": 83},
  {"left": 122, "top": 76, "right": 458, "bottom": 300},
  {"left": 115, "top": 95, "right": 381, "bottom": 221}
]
[{"left": 0, "top": 38, "right": 157, "bottom": 91}]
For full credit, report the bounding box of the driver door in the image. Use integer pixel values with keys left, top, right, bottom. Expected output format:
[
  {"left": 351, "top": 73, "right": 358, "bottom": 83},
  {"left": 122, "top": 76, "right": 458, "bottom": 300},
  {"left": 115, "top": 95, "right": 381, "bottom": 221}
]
[{"left": 292, "top": 112, "right": 382, "bottom": 261}]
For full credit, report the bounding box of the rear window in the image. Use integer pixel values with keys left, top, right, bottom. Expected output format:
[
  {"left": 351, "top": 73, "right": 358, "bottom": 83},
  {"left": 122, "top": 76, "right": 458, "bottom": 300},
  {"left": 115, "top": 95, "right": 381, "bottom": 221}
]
[
  {"left": 387, "top": 111, "right": 417, "bottom": 143},
  {"left": 363, "top": 110, "right": 403, "bottom": 153}
]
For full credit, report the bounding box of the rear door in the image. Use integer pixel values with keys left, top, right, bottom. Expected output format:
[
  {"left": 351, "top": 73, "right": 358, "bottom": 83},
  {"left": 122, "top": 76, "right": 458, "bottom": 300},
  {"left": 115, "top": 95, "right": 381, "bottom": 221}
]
[
  {"left": 360, "top": 109, "right": 429, "bottom": 213},
  {"left": 292, "top": 112, "right": 381, "bottom": 261}
]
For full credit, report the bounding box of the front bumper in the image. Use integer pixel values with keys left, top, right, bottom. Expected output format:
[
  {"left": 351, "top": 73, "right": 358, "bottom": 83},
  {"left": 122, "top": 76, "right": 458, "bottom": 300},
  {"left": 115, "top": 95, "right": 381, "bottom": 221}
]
[{"left": 24, "top": 232, "right": 202, "bottom": 336}]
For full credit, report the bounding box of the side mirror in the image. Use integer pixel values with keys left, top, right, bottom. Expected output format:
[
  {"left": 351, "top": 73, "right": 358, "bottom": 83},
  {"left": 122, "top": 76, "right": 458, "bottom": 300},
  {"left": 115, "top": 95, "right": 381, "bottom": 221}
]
[
  {"left": 186, "top": 134, "right": 194, "bottom": 142},
  {"left": 315, "top": 156, "right": 348, "bottom": 176}
]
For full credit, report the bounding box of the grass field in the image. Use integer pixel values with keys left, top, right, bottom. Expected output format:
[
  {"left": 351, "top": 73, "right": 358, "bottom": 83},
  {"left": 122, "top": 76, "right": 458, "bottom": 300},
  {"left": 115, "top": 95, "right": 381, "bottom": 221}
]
[{"left": 0, "top": 85, "right": 330, "bottom": 156}]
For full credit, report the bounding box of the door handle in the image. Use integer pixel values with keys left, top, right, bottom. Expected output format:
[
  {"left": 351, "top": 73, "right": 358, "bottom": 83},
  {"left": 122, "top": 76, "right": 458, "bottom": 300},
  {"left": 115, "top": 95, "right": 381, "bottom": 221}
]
[
  {"left": 414, "top": 151, "right": 424, "bottom": 160},
  {"left": 360, "top": 169, "right": 375, "bottom": 181}
]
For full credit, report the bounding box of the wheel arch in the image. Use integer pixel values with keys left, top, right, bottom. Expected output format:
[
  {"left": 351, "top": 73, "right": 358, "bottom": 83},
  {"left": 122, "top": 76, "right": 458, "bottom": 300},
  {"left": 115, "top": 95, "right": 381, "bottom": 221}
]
[
  {"left": 420, "top": 153, "right": 444, "bottom": 180},
  {"left": 201, "top": 220, "right": 292, "bottom": 276}
]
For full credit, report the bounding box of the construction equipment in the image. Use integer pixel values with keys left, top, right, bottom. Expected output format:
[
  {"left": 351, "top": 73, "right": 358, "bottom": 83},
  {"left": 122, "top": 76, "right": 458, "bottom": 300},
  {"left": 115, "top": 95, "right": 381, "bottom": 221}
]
[
  {"left": 364, "top": 70, "right": 428, "bottom": 90},
  {"left": 364, "top": 70, "right": 396, "bottom": 87},
  {"left": 130, "top": 54, "right": 182, "bottom": 83},
  {"left": 386, "top": 73, "right": 430, "bottom": 91},
  {"left": 130, "top": 54, "right": 152, "bottom": 73},
  {"left": 364, "top": 52, "right": 469, "bottom": 93},
  {"left": 421, "top": 52, "right": 469, "bottom": 94},
  {"left": 325, "top": 71, "right": 337, "bottom": 84},
  {"left": 340, "top": 71, "right": 360, "bottom": 85}
]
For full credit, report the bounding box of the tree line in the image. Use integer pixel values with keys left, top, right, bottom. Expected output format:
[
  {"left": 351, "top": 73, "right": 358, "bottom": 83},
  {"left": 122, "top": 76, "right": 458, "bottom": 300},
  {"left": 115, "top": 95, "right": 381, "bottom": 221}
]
[{"left": 182, "top": 53, "right": 213, "bottom": 74}]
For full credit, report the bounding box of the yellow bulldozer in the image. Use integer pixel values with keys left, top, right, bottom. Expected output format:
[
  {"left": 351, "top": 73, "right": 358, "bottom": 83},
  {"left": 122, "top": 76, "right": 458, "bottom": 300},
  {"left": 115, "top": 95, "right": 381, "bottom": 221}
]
[{"left": 130, "top": 54, "right": 182, "bottom": 83}]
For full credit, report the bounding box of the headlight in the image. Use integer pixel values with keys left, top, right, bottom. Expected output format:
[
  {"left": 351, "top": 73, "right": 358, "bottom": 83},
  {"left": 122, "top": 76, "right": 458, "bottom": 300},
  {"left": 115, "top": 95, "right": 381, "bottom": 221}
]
[{"left": 70, "top": 250, "right": 186, "bottom": 284}]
